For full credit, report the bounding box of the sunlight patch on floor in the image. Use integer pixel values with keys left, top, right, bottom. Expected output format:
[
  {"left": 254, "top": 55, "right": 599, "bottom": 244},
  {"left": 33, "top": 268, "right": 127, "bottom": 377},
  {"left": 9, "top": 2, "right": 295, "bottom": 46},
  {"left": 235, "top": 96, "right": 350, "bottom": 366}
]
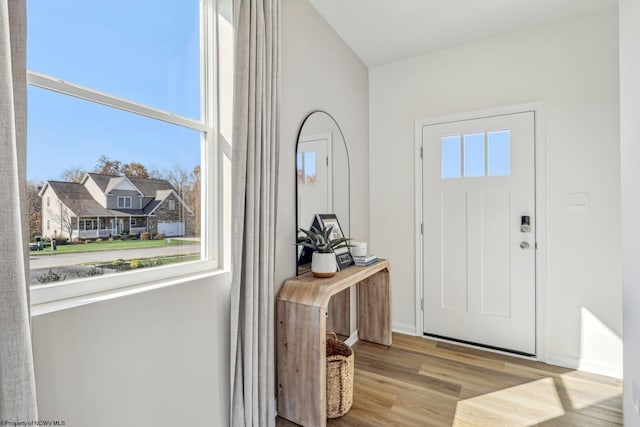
[
  {"left": 559, "top": 371, "right": 621, "bottom": 410},
  {"left": 452, "top": 377, "right": 564, "bottom": 426}
]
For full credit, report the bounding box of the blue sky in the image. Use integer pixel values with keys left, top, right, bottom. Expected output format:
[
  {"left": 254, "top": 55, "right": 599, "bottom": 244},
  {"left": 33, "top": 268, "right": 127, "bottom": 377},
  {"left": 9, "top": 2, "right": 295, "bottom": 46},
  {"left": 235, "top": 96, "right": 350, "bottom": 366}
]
[{"left": 26, "top": 0, "right": 201, "bottom": 182}]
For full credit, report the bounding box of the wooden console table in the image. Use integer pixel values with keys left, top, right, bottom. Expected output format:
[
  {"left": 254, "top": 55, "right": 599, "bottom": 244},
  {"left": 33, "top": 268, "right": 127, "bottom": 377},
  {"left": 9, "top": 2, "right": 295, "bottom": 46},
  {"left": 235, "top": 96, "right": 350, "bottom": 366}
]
[{"left": 276, "top": 259, "right": 391, "bottom": 427}]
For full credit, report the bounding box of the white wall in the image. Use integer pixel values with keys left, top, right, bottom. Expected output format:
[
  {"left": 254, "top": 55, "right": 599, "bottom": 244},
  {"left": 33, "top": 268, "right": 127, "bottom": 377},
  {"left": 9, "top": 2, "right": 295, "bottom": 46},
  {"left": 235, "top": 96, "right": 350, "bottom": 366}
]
[
  {"left": 620, "top": 0, "right": 640, "bottom": 422},
  {"left": 369, "top": 10, "right": 622, "bottom": 377},
  {"left": 33, "top": 275, "right": 230, "bottom": 427},
  {"left": 278, "top": 0, "right": 369, "bottom": 313}
]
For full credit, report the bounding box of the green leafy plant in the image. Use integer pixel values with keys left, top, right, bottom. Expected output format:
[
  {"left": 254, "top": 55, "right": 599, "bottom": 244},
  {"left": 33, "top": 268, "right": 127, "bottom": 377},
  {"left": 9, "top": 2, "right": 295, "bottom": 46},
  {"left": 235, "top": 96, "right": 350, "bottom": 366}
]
[
  {"left": 111, "top": 258, "right": 129, "bottom": 271},
  {"left": 296, "top": 225, "right": 350, "bottom": 254},
  {"left": 76, "top": 265, "right": 104, "bottom": 278},
  {"left": 37, "top": 269, "right": 66, "bottom": 283}
]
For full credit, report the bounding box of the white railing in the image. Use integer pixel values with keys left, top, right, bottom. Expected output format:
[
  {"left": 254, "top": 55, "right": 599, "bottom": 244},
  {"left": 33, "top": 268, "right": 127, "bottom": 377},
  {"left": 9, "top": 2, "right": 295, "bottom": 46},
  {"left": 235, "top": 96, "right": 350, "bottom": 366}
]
[
  {"left": 76, "top": 228, "right": 118, "bottom": 239},
  {"left": 130, "top": 227, "right": 147, "bottom": 235}
]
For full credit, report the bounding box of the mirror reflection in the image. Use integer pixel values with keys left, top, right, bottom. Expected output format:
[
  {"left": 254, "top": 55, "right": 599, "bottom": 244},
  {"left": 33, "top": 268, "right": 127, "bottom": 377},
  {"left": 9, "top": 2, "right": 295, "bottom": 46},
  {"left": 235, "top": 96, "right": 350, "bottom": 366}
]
[{"left": 296, "top": 111, "right": 350, "bottom": 275}]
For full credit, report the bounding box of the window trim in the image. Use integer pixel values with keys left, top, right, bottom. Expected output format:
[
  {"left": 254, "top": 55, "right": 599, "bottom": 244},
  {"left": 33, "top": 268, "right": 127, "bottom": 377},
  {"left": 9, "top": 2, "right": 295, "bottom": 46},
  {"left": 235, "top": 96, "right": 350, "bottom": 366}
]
[
  {"left": 29, "top": 0, "right": 226, "bottom": 310},
  {"left": 168, "top": 199, "right": 176, "bottom": 210}
]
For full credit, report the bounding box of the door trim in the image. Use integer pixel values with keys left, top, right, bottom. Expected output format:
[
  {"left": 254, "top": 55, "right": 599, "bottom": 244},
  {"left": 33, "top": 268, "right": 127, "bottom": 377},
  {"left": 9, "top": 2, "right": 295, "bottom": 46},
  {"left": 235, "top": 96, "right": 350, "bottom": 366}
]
[{"left": 414, "top": 102, "right": 547, "bottom": 361}]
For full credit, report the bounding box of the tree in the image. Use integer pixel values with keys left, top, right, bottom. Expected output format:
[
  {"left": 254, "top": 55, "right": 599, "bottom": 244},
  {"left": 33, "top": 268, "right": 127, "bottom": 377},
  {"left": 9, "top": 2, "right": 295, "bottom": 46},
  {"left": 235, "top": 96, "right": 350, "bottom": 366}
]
[
  {"left": 165, "top": 166, "right": 191, "bottom": 197},
  {"left": 61, "top": 167, "right": 86, "bottom": 183},
  {"left": 94, "top": 155, "right": 122, "bottom": 175},
  {"left": 27, "top": 181, "right": 43, "bottom": 241},
  {"left": 187, "top": 165, "right": 201, "bottom": 235},
  {"left": 47, "top": 201, "right": 76, "bottom": 241},
  {"left": 121, "top": 161, "right": 150, "bottom": 178}
]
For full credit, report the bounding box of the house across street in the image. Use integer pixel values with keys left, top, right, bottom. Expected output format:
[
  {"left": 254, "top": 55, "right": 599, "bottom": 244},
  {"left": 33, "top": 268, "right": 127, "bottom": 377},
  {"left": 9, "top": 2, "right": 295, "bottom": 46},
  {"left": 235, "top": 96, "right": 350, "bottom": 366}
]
[{"left": 39, "top": 172, "right": 195, "bottom": 241}]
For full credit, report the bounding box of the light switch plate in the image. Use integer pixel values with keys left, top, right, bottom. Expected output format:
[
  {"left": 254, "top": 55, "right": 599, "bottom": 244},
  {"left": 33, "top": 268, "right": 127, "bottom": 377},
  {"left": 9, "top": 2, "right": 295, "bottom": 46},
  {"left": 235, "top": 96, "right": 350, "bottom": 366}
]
[
  {"left": 568, "top": 192, "right": 589, "bottom": 209},
  {"left": 633, "top": 380, "right": 640, "bottom": 414}
]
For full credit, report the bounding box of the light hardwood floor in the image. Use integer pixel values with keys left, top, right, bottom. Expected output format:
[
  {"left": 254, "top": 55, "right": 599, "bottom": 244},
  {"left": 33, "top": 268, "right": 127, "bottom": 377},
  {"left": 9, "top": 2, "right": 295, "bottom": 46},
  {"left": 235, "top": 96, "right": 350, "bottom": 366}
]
[{"left": 276, "top": 333, "right": 622, "bottom": 426}]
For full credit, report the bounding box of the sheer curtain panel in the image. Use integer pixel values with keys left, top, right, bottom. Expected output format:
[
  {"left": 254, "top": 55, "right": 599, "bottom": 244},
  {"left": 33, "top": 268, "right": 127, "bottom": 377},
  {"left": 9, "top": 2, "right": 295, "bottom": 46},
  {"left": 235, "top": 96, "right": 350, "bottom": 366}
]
[
  {"left": 0, "top": 0, "right": 38, "bottom": 420},
  {"left": 229, "top": 0, "right": 280, "bottom": 425}
]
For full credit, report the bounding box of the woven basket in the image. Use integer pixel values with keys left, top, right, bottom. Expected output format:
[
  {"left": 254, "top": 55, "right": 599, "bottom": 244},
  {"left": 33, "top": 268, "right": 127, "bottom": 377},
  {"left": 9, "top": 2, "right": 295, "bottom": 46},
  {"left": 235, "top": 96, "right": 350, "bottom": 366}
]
[{"left": 326, "top": 333, "right": 354, "bottom": 418}]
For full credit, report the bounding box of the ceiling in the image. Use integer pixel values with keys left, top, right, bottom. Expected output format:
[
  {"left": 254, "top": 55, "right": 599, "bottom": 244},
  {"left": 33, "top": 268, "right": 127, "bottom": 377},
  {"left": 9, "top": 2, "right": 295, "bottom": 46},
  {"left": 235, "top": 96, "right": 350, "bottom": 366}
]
[{"left": 308, "top": 0, "right": 617, "bottom": 66}]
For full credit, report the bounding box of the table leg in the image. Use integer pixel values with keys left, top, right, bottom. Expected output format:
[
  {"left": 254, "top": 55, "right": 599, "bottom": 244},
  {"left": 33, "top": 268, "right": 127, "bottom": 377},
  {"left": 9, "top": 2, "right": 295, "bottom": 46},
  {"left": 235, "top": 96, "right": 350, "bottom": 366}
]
[
  {"left": 358, "top": 269, "right": 392, "bottom": 346},
  {"left": 276, "top": 300, "right": 327, "bottom": 427}
]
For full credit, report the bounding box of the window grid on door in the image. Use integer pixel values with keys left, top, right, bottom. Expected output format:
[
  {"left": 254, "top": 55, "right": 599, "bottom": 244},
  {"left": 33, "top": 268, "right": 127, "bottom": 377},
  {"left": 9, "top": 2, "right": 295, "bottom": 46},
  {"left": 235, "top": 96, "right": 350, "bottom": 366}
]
[{"left": 441, "top": 130, "right": 511, "bottom": 179}]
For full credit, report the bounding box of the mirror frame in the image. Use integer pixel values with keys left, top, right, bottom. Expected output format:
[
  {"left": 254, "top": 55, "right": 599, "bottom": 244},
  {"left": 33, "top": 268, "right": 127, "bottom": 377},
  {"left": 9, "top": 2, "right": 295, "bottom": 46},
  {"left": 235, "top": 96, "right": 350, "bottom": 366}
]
[{"left": 295, "top": 110, "right": 351, "bottom": 275}]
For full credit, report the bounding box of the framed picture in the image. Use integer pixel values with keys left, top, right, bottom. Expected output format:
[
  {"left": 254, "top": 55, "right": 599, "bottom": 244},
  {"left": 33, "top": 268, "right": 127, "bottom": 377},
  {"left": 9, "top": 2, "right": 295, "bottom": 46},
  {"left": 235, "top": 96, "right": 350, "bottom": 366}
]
[
  {"left": 309, "top": 213, "right": 353, "bottom": 270},
  {"left": 297, "top": 213, "right": 353, "bottom": 270}
]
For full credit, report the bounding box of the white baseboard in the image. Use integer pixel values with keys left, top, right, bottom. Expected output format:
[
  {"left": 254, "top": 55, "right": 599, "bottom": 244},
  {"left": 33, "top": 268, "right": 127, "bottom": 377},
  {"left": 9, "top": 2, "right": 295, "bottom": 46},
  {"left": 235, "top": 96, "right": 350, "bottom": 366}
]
[
  {"left": 344, "top": 330, "right": 359, "bottom": 347},
  {"left": 392, "top": 322, "right": 419, "bottom": 336},
  {"left": 546, "top": 352, "right": 622, "bottom": 379}
]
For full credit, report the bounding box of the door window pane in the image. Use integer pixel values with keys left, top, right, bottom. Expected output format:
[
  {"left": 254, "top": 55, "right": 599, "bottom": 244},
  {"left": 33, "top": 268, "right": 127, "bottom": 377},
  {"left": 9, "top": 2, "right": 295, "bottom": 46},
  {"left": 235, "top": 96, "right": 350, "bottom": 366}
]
[
  {"left": 441, "top": 135, "right": 462, "bottom": 179},
  {"left": 464, "top": 133, "right": 485, "bottom": 177},
  {"left": 303, "top": 152, "right": 317, "bottom": 184},
  {"left": 488, "top": 130, "right": 511, "bottom": 176}
]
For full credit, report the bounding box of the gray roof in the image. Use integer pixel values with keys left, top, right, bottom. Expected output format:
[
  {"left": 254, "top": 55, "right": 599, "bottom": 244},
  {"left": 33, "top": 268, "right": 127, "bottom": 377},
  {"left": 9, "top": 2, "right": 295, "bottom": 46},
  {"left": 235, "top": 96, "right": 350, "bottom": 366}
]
[
  {"left": 47, "top": 181, "right": 129, "bottom": 217},
  {"left": 86, "top": 173, "right": 176, "bottom": 197},
  {"left": 143, "top": 200, "right": 162, "bottom": 215},
  {"left": 85, "top": 173, "right": 111, "bottom": 192},
  {"left": 127, "top": 176, "right": 176, "bottom": 196},
  {"left": 47, "top": 175, "right": 183, "bottom": 218}
]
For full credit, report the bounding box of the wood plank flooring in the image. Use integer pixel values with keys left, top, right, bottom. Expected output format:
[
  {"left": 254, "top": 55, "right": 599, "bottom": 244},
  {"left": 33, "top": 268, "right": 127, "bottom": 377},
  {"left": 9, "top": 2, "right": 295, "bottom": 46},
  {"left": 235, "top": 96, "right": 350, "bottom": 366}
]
[{"left": 276, "top": 333, "right": 622, "bottom": 426}]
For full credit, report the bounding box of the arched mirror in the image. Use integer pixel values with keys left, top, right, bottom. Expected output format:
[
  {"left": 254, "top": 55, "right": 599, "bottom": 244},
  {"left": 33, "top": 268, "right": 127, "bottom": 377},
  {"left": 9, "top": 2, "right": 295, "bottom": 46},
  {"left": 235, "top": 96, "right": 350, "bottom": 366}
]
[{"left": 295, "top": 110, "right": 350, "bottom": 275}]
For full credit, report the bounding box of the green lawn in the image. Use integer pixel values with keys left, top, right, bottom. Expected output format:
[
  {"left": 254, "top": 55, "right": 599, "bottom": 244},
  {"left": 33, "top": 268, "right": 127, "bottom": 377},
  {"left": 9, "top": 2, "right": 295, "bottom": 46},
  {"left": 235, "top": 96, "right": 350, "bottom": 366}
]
[{"left": 32, "top": 238, "right": 197, "bottom": 255}]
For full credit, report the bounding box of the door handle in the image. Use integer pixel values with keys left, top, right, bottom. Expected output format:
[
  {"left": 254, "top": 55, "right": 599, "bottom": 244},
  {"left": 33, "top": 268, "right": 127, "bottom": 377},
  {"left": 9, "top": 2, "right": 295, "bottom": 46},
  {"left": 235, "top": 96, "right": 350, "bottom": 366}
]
[{"left": 520, "top": 241, "right": 530, "bottom": 249}]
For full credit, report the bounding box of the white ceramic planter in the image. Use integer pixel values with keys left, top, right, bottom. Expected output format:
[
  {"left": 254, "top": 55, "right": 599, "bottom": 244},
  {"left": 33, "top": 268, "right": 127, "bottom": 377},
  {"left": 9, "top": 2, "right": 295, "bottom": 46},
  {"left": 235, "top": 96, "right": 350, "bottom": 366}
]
[{"left": 311, "top": 252, "right": 337, "bottom": 278}]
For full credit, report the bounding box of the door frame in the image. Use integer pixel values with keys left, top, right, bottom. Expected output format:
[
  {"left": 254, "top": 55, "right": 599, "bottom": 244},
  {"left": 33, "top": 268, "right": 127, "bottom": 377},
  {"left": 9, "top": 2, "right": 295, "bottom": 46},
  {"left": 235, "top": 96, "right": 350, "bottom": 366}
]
[{"left": 414, "top": 102, "right": 547, "bottom": 361}]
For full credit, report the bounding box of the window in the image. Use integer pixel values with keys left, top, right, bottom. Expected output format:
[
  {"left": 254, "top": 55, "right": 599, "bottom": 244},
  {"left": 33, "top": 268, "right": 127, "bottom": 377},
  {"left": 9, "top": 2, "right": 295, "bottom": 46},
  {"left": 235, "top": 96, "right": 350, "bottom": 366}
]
[
  {"left": 117, "top": 196, "right": 132, "bottom": 209},
  {"left": 487, "top": 130, "right": 511, "bottom": 176},
  {"left": 26, "top": 0, "right": 230, "bottom": 302},
  {"left": 441, "top": 130, "right": 511, "bottom": 179},
  {"left": 168, "top": 200, "right": 176, "bottom": 210},
  {"left": 80, "top": 219, "right": 97, "bottom": 231},
  {"left": 46, "top": 196, "right": 49, "bottom": 207},
  {"left": 463, "top": 133, "right": 485, "bottom": 177},
  {"left": 441, "top": 135, "right": 462, "bottom": 179}
]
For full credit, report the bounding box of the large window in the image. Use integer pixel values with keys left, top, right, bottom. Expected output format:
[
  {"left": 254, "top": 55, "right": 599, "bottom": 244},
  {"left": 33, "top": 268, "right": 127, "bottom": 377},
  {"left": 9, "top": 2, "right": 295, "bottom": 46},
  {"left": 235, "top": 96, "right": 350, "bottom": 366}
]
[
  {"left": 117, "top": 197, "right": 133, "bottom": 209},
  {"left": 27, "top": 0, "right": 226, "bottom": 302}
]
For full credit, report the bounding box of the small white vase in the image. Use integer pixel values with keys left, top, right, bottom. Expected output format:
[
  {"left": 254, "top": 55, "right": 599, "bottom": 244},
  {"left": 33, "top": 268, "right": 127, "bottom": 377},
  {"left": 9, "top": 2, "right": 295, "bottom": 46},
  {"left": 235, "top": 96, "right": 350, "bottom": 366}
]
[{"left": 311, "top": 252, "right": 337, "bottom": 278}]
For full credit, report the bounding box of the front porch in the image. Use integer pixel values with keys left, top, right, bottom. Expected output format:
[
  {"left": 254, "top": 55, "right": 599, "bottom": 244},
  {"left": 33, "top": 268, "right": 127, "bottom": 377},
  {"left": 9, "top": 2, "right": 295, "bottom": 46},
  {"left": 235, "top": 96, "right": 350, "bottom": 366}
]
[{"left": 74, "top": 216, "right": 149, "bottom": 240}]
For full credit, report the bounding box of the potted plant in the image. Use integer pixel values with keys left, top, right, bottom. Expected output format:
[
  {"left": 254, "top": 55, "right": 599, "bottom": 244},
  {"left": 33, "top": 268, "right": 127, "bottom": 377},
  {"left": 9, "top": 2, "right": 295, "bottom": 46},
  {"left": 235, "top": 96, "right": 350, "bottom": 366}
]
[{"left": 297, "top": 225, "right": 350, "bottom": 278}]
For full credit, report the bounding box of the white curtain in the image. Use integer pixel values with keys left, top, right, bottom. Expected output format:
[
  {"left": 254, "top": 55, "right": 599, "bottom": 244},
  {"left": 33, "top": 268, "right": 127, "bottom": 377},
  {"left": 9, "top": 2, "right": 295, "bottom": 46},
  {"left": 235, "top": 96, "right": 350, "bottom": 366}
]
[
  {"left": 0, "top": 0, "right": 38, "bottom": 420},
  {"left": 229, "top": 0, "right": 280, "bottom": 425}
]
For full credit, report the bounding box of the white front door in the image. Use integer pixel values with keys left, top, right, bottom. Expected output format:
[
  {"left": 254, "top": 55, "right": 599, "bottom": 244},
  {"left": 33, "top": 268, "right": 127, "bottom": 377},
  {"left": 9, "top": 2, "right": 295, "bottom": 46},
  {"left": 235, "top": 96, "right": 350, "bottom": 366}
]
[{"left": 422, "top": 111, "right": 536, "bottom": 355}]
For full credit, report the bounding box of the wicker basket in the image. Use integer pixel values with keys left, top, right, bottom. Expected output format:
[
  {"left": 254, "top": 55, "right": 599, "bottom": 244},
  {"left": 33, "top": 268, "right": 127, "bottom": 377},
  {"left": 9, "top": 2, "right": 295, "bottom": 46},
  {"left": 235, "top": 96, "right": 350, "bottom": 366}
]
[{"left": 326, "top": 333, "right": 354, "bottom": 418}]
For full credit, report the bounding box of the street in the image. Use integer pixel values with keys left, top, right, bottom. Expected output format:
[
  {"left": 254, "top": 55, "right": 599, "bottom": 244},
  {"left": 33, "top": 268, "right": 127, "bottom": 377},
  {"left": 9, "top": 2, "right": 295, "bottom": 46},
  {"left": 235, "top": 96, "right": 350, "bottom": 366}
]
[{"left": 29, "top": 243, "right": 201, "bottom": 285}]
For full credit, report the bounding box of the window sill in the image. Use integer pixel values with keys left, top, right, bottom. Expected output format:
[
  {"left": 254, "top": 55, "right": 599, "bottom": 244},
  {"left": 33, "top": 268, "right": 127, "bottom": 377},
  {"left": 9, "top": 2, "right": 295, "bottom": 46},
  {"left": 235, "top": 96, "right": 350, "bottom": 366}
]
[{"left": 31, "top": 260, "right": 228, "bottom": 316}]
